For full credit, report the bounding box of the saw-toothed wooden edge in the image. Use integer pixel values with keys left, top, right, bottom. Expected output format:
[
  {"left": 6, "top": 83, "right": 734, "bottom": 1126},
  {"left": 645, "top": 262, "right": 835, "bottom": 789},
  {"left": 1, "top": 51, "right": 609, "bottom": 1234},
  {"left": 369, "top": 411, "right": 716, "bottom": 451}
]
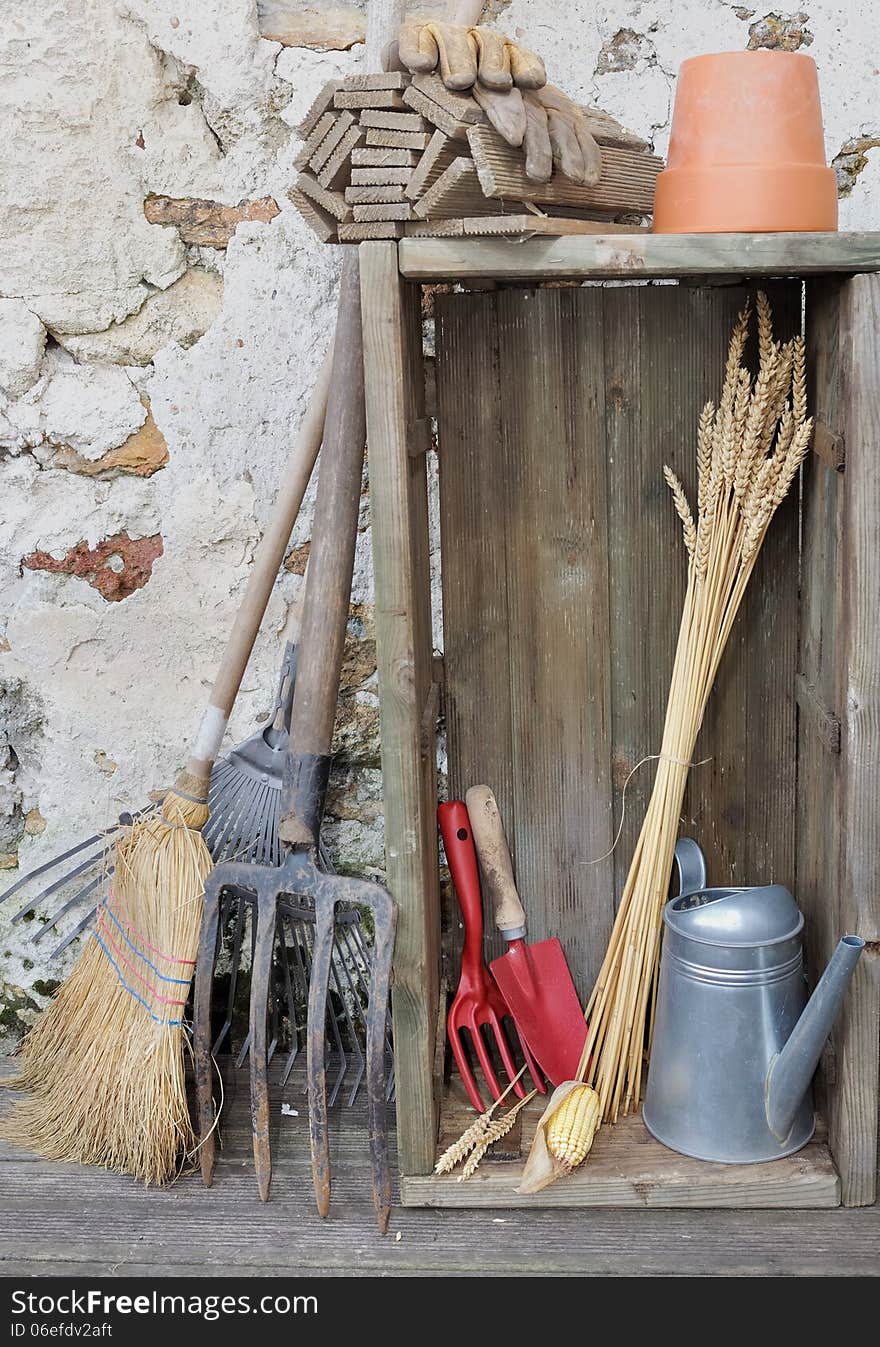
[
  {"left": 338, "top": 220, "right": 406, "bottom": 241},
  {"left": 413, "top": 159, "right": 496, "bottom": 221},
  {"left": 339, "top": 72, "right": 410, "bottom": 92},
  {"left": 310, "top": 111, "right": 356, "bottom": 172},
  {"left": 352, "top": 201, "right": 413, "bottom": 222},
  {"left": 294, "top": 111, "right": 337, "bottom": 171},
  {"left": 365, "top": 127, "right": 433, "bottom": 151},
  {"left": 403, "top": 85, "right": 473, "bottom": 142},
  {"left": 335, "top": 89, "right": 407, "bottom": 111},
  {"left": 351, "top": 147, "right": 420, "bottom": 168},
  {"left": 405, "top": 214, "right": 650, "bottom": 238},
  {"left": 405, "top": 130, "right": 459, "bottom": 202},
  {"left": 411, "top": 74, "right": 484, "bottom": 125},
  {"left": 292, "top": 174, "right": 352, "bottom": 223},
  {"left": 360, "top": 109, "right": 429, "bottom": 133},
  {"left": 467, "top": 125, "right": 662, "bottom": 214},
  {"left": 317, "top": 124, "right": 365, "bottom": 190},
  {"left": 288, "top": 187, "right": 338, "bottom": 243},
  {"left": 351, "top": 167, "right": 414, "bottom": 186},
  {"left": 296, "top": 84, "right": 342, "bottom": 139},
  {"left": 345, "top": 185, "right": 408, "bottom": 204}
]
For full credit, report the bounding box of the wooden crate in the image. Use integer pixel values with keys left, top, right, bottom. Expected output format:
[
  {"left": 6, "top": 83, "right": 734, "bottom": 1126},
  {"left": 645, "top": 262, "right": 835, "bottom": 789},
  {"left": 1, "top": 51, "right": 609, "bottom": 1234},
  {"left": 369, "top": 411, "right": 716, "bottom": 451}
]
[{"left": 359, "top": 234, "right": 880, "bottom": 1209}]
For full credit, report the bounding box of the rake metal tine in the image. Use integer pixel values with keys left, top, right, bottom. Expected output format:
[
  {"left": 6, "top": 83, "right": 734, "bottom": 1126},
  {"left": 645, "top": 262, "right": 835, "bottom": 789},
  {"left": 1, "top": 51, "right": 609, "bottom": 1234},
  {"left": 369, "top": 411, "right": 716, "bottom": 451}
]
[
  {"left": 307, "top": 890, "right": 337, "bottom": 1219},
  {"left": 11, "top": 847, "right": 111, "bottom": 925},
  {"left": 49, "top": 905, "right": 101, "bottom": 960},
  {"left": 212, "top": 891, "right": 249, "bottom": 1056},
  {"left": 249, "top": 892, "right": 277, "bottom": 1201},
  {"left": 30, "top": 869, "right": 106, "bottom": 943},
  {"left": 0, "top": 808, "right": 148, "bottom": 908},
  {"left": 193, "top": 869, "right": 226, "bottom": 1187},
  {"left": 323, "top": 938, "right": 350, "bottom": 1109},
  {"left": 278, "top": 918, "right": 302, "bottom": 1086},
  {"left": 328, "top": 927, "right": 366, "bottom": 1106}
]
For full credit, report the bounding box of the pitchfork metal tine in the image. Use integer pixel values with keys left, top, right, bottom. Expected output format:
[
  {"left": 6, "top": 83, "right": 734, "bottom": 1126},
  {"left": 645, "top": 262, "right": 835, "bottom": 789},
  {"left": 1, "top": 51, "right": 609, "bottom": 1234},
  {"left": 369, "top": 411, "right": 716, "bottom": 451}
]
[
  {"left": 49, "top": 905, "right": 101, "bottom": 960},
  {"left": 249, "top": 892, "right": 277, "bottom": 1201},
  {"left": 307, "top": 890, "right": 337, "bottom": 1219}
]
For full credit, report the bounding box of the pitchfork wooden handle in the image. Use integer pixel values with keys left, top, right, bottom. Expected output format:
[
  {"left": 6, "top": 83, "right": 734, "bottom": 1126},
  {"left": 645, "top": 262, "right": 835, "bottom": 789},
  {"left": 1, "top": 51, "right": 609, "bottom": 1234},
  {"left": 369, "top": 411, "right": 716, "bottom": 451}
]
[{"left": 465, "top": 785, "right": 527, "bottom": 937}]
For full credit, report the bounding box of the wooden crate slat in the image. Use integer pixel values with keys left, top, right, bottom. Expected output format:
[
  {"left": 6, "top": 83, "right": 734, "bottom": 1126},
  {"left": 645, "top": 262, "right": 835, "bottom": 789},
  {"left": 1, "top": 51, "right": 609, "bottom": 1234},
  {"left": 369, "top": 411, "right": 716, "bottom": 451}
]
[
  {"left": 360, "top": 243, "right": 440, "bottom": 1175},
  {"left": 339, "top": 221, "right": 405, "bottom": 241},
  {"left": 435, "top": 291, "right": 517, "bottom": 970},
  {"left": 406, "top": 215, "right": 647, "bottom": 238},
  {"left": 801, "top": 274, "right": 880, "bottom": 1207},
  {"left": 398, "top": 233, "right": 880, "bottom": 281},
  {"left": 675, "top": 283, "right": 800, "bottom": 891},
  {"left": 335, "top": 89, "right": 408, "bottom": 110},
  {"left": 468, "top": 125, "right": 661, "bottom": 213},
  {"left": 296, "top": 82, "right": 341, "bottom": 138},
  {"left": 400, "top": 1088, "right": 840, "bottom": 1209},
  {"left": 351, "top": 167, "right": 414, "bottom": 186},
  {"left": 495, "top": 287, "right": 616, "bottom": 992},
  {"left": 360, "top": 109, "right": 429, "bottom": 133}
]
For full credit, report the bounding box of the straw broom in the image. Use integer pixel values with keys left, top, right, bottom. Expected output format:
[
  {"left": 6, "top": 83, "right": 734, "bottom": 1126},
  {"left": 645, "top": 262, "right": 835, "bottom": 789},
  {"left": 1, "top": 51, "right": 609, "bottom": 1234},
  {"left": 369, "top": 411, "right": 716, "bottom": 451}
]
[
  {"left": 576, "top": 292, "right": 813, "bottom": 1124},
  {"left": 3, "top": 352, "right": 332, "bottom": 1182}
]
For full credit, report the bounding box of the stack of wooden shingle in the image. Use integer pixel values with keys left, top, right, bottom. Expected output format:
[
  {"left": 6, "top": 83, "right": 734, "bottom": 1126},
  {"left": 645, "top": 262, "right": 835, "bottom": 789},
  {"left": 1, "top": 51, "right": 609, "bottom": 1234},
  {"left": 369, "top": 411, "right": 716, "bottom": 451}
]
[{"left": 289, "top": 71, "right": 663, "bottom": 242}]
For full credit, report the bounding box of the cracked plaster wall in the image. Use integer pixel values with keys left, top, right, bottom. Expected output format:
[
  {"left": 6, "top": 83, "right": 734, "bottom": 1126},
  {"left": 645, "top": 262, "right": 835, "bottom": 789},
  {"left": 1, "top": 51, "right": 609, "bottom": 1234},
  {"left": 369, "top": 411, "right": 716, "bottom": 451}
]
[{"left": 0, "top": 0, "right": 876, "bottom": 1042}]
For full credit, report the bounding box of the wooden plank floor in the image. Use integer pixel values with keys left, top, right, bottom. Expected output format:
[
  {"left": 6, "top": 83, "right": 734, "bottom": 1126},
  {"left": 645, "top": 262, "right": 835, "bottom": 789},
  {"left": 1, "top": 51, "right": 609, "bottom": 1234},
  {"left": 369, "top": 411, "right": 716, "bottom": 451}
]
[{"left": 1, "top": 1059, "right": 877, "bottom": 1277}]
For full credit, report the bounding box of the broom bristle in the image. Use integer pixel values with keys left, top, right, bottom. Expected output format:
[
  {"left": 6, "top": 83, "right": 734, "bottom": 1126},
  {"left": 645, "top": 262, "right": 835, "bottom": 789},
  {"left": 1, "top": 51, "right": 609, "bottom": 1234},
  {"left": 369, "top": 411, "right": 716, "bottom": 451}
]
[{"left": 2, "top": 786, "right": 212, "bottom": 1184}]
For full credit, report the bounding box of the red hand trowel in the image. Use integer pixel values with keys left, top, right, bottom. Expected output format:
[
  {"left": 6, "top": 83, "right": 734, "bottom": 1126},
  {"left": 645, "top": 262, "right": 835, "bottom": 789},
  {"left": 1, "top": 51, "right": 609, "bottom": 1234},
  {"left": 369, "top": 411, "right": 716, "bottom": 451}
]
[{"left": 465, "top": 785, "right": 587, "bottom": 1086}]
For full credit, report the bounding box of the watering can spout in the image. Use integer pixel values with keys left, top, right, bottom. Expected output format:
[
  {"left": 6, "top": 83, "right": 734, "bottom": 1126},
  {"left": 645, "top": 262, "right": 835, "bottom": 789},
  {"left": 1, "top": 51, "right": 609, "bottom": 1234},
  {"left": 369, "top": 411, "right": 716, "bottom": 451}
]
[{"left": 765, "top": 935, "right": 865, "bottom": 1141}]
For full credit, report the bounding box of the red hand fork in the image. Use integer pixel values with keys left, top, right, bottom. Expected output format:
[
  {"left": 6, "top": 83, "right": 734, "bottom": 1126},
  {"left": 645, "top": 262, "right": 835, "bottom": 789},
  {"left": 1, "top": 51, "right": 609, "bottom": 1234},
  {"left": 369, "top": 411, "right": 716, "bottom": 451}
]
[{"left": 439, "top": 801, "right": 545, "bottom": 1112}]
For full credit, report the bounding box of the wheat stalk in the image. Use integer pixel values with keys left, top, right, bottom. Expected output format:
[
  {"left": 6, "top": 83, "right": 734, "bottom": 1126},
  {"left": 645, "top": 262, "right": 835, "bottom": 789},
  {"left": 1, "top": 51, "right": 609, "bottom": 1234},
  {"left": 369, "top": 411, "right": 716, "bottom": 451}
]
[
  {"left": 458, "top": 1091, "right": 537, "bottom": 1180},
  {"left": 575, "top": 292, "right": 813, "bottom": 1126},
  {"left": 434, "top": 1066, "right": 529, "bottom": 1175}
]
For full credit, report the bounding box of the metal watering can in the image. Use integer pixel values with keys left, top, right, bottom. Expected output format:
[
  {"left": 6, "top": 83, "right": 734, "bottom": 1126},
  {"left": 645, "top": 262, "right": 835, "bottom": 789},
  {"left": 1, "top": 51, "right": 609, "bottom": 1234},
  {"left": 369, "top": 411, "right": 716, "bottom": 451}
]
[{"left": 643, "top": 840, "right": 865, "bottom": 1163}]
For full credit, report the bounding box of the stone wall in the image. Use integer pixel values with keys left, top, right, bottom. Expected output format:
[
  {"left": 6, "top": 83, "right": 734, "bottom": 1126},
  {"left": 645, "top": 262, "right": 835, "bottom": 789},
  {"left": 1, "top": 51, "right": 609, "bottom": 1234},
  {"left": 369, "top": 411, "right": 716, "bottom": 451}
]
[{"left": 0, "top": 0, "right": 876, "bottom": 1043}]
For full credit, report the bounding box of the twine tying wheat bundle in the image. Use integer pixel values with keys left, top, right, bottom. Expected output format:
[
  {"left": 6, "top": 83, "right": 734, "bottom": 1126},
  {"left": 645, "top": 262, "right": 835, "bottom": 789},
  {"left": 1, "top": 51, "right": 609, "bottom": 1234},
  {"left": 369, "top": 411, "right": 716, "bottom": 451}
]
[{"left": 576, "top": 291, "right": 813, "bottom": 1125}]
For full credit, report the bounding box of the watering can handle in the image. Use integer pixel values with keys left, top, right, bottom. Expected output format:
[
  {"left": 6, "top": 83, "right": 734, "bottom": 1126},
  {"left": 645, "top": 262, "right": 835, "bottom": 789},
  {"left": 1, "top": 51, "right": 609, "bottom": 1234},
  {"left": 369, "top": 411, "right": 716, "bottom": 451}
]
[
  {"left": 465, "top": 785, "right": 527, "bottom": 939},
  {"left": 673, "top": 838, "right": 707, "bottom": 898}
]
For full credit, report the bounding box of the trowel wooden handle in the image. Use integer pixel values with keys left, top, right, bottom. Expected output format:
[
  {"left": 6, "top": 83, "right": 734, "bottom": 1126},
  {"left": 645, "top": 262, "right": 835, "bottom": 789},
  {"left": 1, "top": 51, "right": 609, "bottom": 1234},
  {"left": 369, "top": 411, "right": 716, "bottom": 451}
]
[{"left": 465, "top": 785, "right": 527, "bottom": 937}]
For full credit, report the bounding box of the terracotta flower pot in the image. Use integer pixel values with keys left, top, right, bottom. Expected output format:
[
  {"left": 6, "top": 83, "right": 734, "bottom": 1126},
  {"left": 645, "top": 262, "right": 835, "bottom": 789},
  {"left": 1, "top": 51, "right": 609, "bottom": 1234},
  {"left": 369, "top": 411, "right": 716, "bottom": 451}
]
[{"left": 653, "top": 51, "right": 838, "bottom": 233}]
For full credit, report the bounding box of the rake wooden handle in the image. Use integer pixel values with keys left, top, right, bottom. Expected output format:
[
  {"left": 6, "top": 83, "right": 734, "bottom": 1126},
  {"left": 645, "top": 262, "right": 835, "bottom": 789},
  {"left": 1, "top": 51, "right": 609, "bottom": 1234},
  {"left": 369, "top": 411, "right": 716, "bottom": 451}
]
[
  {"left": 466, "top": 785, "right": 527, "bottom": 936},
  {"left": 279, "top": 251, "right": 365, "bottom": 847},
  {"left": 182, "top": 346, "right": 332, "bottom": 784}
]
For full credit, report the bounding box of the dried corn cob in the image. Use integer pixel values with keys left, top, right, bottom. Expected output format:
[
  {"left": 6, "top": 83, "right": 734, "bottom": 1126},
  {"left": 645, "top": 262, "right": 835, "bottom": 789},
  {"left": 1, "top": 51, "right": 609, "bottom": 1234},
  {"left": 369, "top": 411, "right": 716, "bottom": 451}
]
[{"left": 545, "top": 1084, "right": 600, "bottom": 1173}]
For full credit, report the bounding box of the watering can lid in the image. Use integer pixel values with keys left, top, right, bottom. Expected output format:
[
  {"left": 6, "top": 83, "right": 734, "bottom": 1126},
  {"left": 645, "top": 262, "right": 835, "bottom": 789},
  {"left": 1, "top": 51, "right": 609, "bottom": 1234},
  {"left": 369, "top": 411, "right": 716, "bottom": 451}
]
[{"left": 664, "top": 884, "right": 804, "bottom": 946}]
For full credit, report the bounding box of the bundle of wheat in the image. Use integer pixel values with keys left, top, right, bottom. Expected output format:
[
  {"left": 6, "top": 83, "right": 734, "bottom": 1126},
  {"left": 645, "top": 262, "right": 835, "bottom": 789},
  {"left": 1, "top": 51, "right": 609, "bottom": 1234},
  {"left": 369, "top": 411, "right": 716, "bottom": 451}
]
[{"left": 576, "top": 291, "right": 813, "bottom": 1123}]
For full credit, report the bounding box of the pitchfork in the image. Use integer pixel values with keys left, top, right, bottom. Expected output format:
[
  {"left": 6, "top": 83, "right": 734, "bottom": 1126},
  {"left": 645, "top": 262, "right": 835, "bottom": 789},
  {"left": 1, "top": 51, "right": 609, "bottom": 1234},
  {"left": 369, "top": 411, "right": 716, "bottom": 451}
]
[
  {"left": 193, "top": 254, "right": 397, "bottom": 1231},
  {"left": 439, "top": 801, "right": 544, "bottom": 1112}
]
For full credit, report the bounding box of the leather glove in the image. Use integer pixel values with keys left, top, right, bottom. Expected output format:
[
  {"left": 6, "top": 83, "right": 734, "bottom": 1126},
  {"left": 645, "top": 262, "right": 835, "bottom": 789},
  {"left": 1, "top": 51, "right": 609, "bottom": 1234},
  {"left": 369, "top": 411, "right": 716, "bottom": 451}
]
[
  {"left": 473, "top": 83, "right": 602, "bottom": 185},
  {"left": 398, "top": 21, "right": 545, "bottom": 93}
]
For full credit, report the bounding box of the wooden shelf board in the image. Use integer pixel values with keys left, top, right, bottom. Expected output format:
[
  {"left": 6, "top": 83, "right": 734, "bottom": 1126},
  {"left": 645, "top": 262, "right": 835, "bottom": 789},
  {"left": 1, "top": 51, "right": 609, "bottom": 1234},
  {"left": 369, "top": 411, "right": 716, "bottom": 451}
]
[
  {"left": 399, "top": 1082, "right": 841, "bottom": 1209},
  {"left": 396, "top": 231, "right": 880, "bottom": 281}
]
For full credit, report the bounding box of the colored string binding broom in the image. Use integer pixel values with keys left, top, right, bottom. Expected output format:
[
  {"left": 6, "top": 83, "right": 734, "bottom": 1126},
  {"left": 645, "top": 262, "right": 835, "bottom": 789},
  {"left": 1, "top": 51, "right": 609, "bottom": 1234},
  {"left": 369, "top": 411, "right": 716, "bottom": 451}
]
[{"left": 1, "top": 349, "right": 332, "bottom": 1182}]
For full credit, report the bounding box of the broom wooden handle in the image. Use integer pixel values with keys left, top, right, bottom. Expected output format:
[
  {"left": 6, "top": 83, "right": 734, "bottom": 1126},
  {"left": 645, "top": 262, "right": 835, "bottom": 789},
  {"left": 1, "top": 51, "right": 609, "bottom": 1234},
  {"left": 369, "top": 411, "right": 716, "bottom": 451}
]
[
  {"left": 466, "top": 785, "right": 528, "bottom": 936},
  {"left": 182, "top": 344, "right": 333, "bottom": 784}
]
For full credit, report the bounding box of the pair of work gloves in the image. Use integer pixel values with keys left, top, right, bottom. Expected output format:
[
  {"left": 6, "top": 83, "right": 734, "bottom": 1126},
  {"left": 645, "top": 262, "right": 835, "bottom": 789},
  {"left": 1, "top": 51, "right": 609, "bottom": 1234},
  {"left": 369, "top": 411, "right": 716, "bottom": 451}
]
[{"left": 398, "top": 20, "right": 601, "bottom": 187}]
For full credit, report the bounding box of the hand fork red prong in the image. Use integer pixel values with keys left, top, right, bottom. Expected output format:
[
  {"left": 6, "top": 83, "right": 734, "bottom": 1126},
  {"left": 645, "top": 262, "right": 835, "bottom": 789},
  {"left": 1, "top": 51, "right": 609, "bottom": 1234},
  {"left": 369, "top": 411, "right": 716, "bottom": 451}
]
[{"left": 440, "top": 801, "right": 543, "bottom": 1112}]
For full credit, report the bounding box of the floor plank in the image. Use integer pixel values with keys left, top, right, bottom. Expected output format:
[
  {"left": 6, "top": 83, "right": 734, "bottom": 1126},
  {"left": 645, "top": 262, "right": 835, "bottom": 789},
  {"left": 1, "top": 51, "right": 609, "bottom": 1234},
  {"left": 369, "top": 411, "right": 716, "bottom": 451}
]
[{"left": 1, "top": 1059, "right": 877, "bottom": 1276}]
